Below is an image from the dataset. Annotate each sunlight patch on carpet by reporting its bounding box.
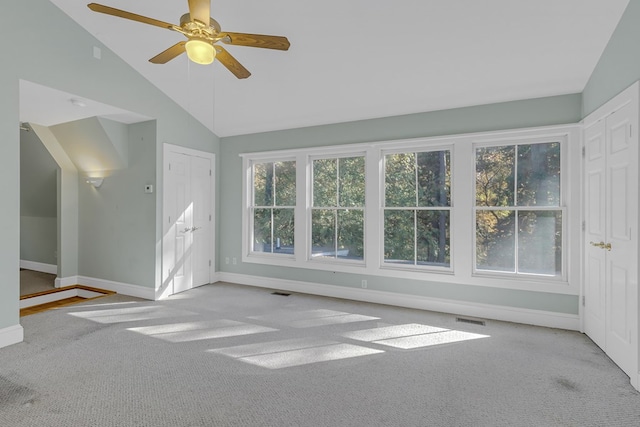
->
[209,337,384,369]
[127,320,277,343]
[68,306,196,324]
[343,323,490,349]
[249,309,379,328]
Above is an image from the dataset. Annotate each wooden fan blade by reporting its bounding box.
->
[220,32,290,51]
[88,3,175,30]
[215,46,251,79]
[149,42,187,64]
[188,0,210,25]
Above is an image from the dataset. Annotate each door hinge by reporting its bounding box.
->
[168,216,171,224]
[209,260,212,267]
[168,163,171,171]
[582,146,586,158]
[209,169,212,176]
[582,220,585,231]
[582,295,585,306]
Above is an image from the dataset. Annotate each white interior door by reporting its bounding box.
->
[163,145,213,296]
[190,155,212,288]
[583,101,638,383]
[584,120,607,349]
[604,103,637,378]
[165,151,192,294]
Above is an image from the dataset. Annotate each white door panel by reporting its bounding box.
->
[191,155,212,288]
[166,152,192,294]
[584,100,638,383]
[163,146,214,296]
[584,120,607,349]
[604,103,637,378]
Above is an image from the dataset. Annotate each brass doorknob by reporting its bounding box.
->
[590,241,612,251]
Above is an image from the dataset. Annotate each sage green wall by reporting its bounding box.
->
[0,0,219,333]
[78,121,156,287]
[20,128,58,265]
[219,95,582,315]
[582,0,640,116]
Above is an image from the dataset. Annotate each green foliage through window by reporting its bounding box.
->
[252,161,295,254]
[383,150,451,267]
[475,142,562,276]
[312,156,365,260]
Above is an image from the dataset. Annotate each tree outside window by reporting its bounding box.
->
[311,156,365,260]
[252,160,296,255]
[383,150,451,268]
[475,142,562,276]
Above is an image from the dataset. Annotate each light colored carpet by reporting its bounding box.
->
[1,282,639,426]
[20,269,56,296]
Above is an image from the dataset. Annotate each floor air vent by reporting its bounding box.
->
[456,317,486,326]
[271,291,291,297]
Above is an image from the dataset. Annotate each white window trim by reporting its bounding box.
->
[380,144,455,273]
[471,136,568,281]
[244,155,297,261]
[240,124,581,296]
[307,151,367,266]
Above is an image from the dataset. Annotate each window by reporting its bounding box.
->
[311,156,365,261]
[474,142,562,276]
[242,125,576,291]
[251,160,296,255]
[383,150,451,269]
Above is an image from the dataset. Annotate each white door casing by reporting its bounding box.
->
[162,144,214,297]
[583,82,639,390]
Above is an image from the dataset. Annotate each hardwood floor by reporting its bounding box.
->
[20,284,116,317]
[20,296,88,317]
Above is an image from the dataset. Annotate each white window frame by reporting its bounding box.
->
[239,124,580,296]
[380,144,454,274]
[244,154,297,261]
[308,151,367,267]
[471,135,568,282]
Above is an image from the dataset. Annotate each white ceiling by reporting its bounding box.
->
[20,80,151,127]
[42,0,629,137]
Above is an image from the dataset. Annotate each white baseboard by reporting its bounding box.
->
[0,324,24,349]
[55,276,79,288]
[20,260,57,275]
[77,276,155,300]
[218,272,580,331]
[155,273,223,300]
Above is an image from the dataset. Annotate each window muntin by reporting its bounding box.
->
[251,160,296,255]
[311,156,365,261]
[474,142,562,276]
[383,150,451,268]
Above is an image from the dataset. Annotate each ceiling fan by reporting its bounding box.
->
[87,1,290,79]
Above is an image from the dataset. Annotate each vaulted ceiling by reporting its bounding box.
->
[44,0,629,137]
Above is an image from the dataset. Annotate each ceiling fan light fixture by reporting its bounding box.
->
[185,38,215,65]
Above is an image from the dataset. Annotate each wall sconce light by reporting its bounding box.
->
[86,177,104,188]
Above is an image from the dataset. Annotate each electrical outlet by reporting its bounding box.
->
[361,280,367,289]
[232,257,237,265]
[225,257,229,265]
